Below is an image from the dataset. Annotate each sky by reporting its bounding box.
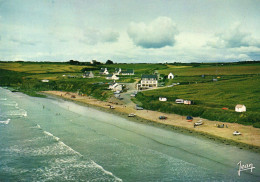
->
[0,0,260,63]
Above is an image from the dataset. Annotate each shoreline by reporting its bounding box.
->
[42,91,260,153]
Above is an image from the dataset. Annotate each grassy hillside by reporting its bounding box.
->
[159,64,260,76]
[0,62,91,73]
[135,75,260,127]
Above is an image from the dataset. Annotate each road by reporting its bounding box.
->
[120,81,138,108]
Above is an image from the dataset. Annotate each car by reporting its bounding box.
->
[194,121,203,126]
[128,113,136,117]
[159,116,167,120]
[233,131,241,136]
[135,105,143,110]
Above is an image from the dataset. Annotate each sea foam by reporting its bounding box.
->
[0,119,10,124]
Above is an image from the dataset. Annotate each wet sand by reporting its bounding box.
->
[42,91,260,152]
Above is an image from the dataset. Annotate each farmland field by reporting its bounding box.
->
[159,64,260,76]
[0,62,92,73]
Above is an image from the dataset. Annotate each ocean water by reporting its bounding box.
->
[0,87,259,181]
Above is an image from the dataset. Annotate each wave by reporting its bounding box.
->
[5,109,27,117]
[30,124,41,129]
[89,161,123,182]
[41,130,122,181]
[43,131,60,142]
[0,118,10,124]
[0,98,7,101]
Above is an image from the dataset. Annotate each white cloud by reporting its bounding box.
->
[208,22,260,48]
[81,29,119,45]
[127,17,178,48]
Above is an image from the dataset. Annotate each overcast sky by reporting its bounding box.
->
[0,0,260,63]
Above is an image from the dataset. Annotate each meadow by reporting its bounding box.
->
[134,64,260,128]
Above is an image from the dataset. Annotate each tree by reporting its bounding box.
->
[106,60,113,64]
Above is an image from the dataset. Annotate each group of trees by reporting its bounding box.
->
[68,60,114,65]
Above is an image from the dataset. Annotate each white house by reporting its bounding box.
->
[83,71,94,78]
[235,104,246,112]
[114,68,121,75]
[159,97,167,101]
[100,68,109,75]
[140,75,158,89]
[106,74,119,80]
[121,69,134,75]
[41,79,49,82]
[109,83,122,92]
[168,73,174,79]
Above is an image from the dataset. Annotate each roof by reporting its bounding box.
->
[141,74,157,79]
[121,69,134,73]
[236,104,245,108]
[100,68,107,72]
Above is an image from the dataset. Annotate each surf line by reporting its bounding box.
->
[237,161,255,176]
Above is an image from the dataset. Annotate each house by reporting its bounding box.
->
[235,104,246,112]
[168,73,174,79]
[121,69,134,75]
[140,74,158,89]
[159,97,167,101]
[175,99,184,104]
[83,71,94,78]
[114,68,121,75]
[109,83,122,92]
[41,79,49,82]
[106,74,119,80]
[184,100,193,105]
[100,68,109,75]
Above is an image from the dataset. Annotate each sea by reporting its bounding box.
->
[0,87,259,181]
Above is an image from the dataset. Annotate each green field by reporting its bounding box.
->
[0,61,260,127]
[135,73,260,127]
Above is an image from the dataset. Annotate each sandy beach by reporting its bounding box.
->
[42,91,260,150]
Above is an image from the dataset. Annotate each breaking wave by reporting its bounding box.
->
[0,118,10,124]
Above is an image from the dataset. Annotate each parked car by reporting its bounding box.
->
[128,113,136,117]
[194,121,203,126]
[135,105,143,110]
[159,116,167,120]
[233,131,241,136]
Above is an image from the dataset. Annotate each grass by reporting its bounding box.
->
[141,75,260,111]
[136,74,260,127]
[0,62,92,73]
[159,64,260,76]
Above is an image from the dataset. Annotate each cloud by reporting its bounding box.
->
[208,23,260,48]
[9,37,38,46]
[82,29,119,44]
[127,17,178,48]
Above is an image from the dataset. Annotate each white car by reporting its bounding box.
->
[194,121,203,126]
[233,131,241,136]
[128,113,136,117]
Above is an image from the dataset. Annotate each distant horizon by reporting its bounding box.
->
[1,60,260,64]
[1,0,260,62]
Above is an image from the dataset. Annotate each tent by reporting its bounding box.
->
[186,116,193,120]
